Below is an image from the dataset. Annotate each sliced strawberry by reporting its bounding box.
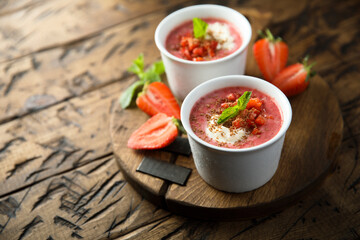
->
[271,56,316,97]
[136,82,181,119]
[253,29,288,82]
[127,113,178,150]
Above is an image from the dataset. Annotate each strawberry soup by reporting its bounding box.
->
[165,18,242,61]
[190,87,282,149]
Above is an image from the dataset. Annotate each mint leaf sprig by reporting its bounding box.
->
[193,17,208,39]
[217,91,252,124]
[119,54,165,109]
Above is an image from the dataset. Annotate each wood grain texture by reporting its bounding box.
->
[0,157,169,239]
[0,10,170,124]
[0,81,124,197]
[0,0,42,16]
[0,0,191,62]
[0,0,360,238]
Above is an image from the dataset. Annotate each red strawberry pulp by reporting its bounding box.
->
[165,18,242,61]
[189,87,283,149]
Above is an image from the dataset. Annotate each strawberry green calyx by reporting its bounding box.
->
[172,118,187,135]
[258,29,283,43]
[302,55,317,82]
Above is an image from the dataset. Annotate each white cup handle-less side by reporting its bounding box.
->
[160,49,248,100]
[188,134,285,192]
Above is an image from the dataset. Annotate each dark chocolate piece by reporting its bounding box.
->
[137,157,192,186]
[163,137,191,156]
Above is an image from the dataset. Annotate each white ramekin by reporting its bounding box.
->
[155,4,252,101]
[181,75,292,193]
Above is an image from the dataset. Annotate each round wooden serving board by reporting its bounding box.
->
[110,10,343,220]
[110,73,343,220]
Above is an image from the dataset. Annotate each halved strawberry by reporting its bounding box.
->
[127,113,178,150]
[253,29,288,82]
[271,56,316,97]
[136,82,181,119]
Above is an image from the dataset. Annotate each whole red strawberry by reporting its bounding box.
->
[253,29,289,82]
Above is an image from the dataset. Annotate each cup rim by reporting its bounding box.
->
[181,75,292,153]
[154,4,252,65]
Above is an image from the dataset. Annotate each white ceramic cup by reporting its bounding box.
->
[181,75,292,193]
[155,4,252,101]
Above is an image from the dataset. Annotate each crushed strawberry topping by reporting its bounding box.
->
[220,96,269,136]
[179,33,218,61]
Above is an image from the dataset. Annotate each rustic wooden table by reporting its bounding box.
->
[0,0,359,239]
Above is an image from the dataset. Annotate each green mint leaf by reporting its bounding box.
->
[217,105,240,124]
[149,60,165,75]
[119,81,144,109]
[217,91,252,124]
[142,71,161,83]
[143,60,165,83]
[127,53,144,76]
[193,18,208,38]
[237,91,252,110]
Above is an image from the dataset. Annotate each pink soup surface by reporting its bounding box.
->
[165,18,242,61]
[190,87,283,149]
